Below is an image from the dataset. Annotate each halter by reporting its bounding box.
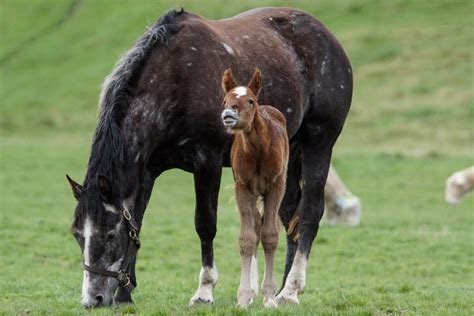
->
[83,208,141,291]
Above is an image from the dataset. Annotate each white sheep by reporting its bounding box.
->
[323,165,362,226]
[445,166,474,205]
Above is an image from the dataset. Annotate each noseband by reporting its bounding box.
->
[83,208,141,291]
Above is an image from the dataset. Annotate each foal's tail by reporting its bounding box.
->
[286,213,300,242]
[256,196,265,218]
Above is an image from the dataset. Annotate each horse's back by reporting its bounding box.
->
[179,8,352,135]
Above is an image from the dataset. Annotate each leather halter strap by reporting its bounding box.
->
[83,208,140,291]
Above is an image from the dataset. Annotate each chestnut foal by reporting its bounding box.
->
[221,69,289,308]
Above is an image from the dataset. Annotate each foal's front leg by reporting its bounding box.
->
[261,180,284,308]
[235,183,259,308]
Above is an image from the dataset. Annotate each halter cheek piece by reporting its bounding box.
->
[82,208,141,291]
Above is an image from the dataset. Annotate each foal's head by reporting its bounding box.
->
[221,68,262,133]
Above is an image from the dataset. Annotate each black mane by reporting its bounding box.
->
[84,9,184,191]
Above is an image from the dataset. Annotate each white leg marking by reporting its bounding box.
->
[276,250,307,305]
[81,217,94,306]
[250,255,258,295]
[190,264,218,305]
[237,256,255,308]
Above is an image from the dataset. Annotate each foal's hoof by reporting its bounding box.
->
[263,297,278,308]
[276,289,299,305]
[237,288,256,308]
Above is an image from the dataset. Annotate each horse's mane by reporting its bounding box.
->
[82,9,184,200]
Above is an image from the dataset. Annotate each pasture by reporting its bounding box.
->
[1,0,473,315]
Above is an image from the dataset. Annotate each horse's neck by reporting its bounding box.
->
[239,108,268,156]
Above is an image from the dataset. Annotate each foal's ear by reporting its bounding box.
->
[98,175,113,202]
[66,175,83,200]
[222,68,237,94]
[248,68,262,96]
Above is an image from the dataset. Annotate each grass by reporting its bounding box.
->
[0,0,473,315]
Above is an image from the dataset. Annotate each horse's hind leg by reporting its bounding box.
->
[277,121,336,305]
[278,144,302,288]
[260,179,285,308]
[189,156,222,305]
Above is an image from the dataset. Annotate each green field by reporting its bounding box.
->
[1,0,473,315]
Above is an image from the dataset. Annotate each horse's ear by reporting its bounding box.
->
[222,68,237,93]
[66,175,83,200]
[98,175,113,202]
[248,68,262,96]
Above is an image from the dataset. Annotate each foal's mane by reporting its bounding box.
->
[82,9,184,200]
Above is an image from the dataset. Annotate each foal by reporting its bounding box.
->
[221,69,289,308]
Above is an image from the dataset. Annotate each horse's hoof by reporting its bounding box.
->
[276,289,299,305]
[263,297,278,308]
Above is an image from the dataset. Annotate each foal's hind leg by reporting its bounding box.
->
[190,157,222,305]
[261,179,285,308]
[250,204,262,297]
[236,183,259,308]
[277,122,336,305]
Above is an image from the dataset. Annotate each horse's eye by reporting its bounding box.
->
[223,100,226,105]
[248,99,254,105]
[106,232,115,241]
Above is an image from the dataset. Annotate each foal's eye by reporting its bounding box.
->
[248,99,254,105]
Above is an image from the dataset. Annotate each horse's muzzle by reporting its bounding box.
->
[221,109,238,127]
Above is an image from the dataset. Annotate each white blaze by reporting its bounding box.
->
[233,87,247,98]
[81,217,93,303]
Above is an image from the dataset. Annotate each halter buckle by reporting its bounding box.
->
[117,271,131,287]
[122,209,132,221]
[129,230,138,240]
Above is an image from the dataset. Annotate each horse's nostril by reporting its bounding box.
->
[95,295,104,304]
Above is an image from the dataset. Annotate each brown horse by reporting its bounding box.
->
[221,68,289,308]
[67,8,352,307]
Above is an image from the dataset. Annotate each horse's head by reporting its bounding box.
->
[67,174,134,308]
[221,68,262,133]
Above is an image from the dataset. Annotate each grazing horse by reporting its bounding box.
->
[67,7,352,308]
[221,68,289,308]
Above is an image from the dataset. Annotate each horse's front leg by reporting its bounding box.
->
[189,156,222,305]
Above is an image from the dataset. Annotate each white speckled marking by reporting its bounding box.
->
[190,46,197,51]
[179,138,190,146]
[233,86,247,98]
[222,42,235,55]
[103,203,118,213]
[286,108,293,113]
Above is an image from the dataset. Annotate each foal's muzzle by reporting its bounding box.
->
[221,109,238,127]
